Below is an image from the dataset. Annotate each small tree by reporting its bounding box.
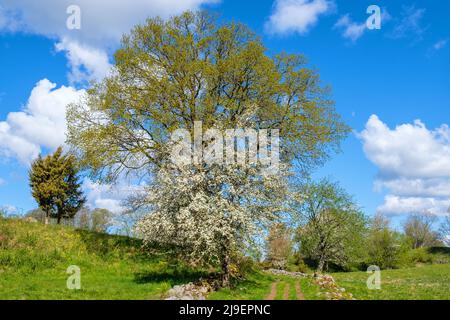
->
[404,214,440,249]
[91,208,113,232]
[293,180,367,273]
[29,147,86,224]
[439,216,450,247]
[266,223,292,269]
[366,214,402,269]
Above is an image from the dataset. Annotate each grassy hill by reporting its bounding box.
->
[0,218,206,300]
[1,218,449,300]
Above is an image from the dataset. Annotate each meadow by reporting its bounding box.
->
[1,218,449,300]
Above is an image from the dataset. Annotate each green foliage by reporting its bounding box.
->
[29,147,86,224]
[67,10,349,181]
[293,179,368,272]
[364,214,405,269]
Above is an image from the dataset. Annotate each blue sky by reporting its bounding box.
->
[0,0,449,227]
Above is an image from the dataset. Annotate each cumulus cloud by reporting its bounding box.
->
[378,196,450,217]
[334,14,366,42]
[0,0,218,47]
[265,0,334,35]
[359,115,450,216]
[1,0,217,84]
[55,38,112,84]
[0,79,85,164]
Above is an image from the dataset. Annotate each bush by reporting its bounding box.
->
[400,248,433,266]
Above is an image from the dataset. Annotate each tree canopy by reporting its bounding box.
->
[29,147,86,224]
[67,11,349,182]
[293,180,367,272]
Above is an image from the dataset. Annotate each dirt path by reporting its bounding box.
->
[283,283,290,300]
[266,280,305,300]
[295,281,305,300]
[265,281,278,300]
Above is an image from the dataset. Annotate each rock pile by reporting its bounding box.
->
[314,275,355,300]
[164,282,211,300]
[265,269,308,278]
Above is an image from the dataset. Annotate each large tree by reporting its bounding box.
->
[29,147,86,224]
[67,11,349,285]
[293,180,367,273]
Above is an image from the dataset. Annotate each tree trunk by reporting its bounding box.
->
[317,257,325,274]
[222,254,231,288]
[57,214,62,225]
[45,211,50,225]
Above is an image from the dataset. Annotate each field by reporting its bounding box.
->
[332,264,450,300]
[1,218,449,300]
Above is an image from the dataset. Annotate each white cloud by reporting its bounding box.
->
[334,14,366,42]
[360,115,450,179]
[265,0,334,35]
[0,79,85,164]
[55,38,112,84]
[334,9,390,43]
[0,0,218,47]
[378,196,450,217]
[359,115,450,216]
[1,1,217,84]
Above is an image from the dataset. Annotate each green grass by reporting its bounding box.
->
[332,264,450,300]
[2,217,449,300]
[0,218,206,300]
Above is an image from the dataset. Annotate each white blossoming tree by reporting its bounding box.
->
[137,162,289,285]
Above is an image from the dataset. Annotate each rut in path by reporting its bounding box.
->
[295,281,305,300]
[265,280,305,300]
[265,281,278,300]
[283,283,290,300]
